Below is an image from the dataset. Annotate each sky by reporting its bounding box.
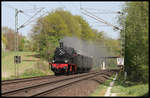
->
[2,1,125,39]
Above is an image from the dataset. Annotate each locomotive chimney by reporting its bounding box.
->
[60,42,63,48]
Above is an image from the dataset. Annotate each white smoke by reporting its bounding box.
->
[60,36,112,67]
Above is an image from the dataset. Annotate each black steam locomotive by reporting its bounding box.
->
[50,42,93,75]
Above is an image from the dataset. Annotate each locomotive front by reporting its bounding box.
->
[50,42,77,75]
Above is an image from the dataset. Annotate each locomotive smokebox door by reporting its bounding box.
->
[60,42,63,48]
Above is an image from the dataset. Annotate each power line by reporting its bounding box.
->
[3,4,46,79]
[3,4,17,10]
[80,7,123,14]
[59,1,66,10]
[80,5,124,58]
[91,25,113,27]
[23,11,49,26]
[81,8,121,30]
[86,12,123,14]
[18,8,44,29]
[22,13,32,17]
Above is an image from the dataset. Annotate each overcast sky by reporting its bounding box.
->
[2,1,125,39]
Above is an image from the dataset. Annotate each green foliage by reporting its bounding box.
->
[2,27,27,51]
[19,69,46,78]
[112,79,149,96]
[2,51,54,80]
[31,9,105,60]
[2,33,7,46]
[118,2,148,83]
[30,8,121,65]
[74,15,96,40]
[18,36,26,51]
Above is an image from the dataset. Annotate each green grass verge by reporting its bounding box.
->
[90,72,149,97]
[2,51,54,80]
[90,73,116,96]
[111,79,149,96]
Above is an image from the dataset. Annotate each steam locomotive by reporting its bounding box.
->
[50,42,93,75]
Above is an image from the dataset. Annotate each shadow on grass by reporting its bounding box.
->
[22,60,40,62]
[25,54,41,58]
[90,76,114,86]
[115,78,141,87]
[141,92,149,97]
[97,75,140,88]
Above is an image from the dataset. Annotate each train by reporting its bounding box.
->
[50,41,93,75]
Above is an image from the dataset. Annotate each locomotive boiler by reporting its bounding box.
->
[50,41,93,75]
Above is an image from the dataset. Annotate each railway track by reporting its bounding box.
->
[2,75,56,85]
[2,70,115,97]
[2,71,98,96]
[2,71,97,94]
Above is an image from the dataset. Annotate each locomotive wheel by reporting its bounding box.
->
[55,73,59,76]
[82,68,84,73]
[67,71,71,75]
[83,69,85,73]
[85,68,87,72]
[87,68,90,72]
[86,68,89,72]
[78,68,80,74]
[79,68,82,74]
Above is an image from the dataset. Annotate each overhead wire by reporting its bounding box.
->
[3,4,34,18]
[19,8,44,29]
[3,3,50,30]
[80,7,122,14]
[81,8,121,30]
[25,11,49,25]
[3,4,17,10]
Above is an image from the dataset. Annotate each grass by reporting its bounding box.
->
[90,72,149,97]
[111,79,149,96]
[2,51,54,80]
[90,74,116,96]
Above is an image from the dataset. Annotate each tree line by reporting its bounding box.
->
[2,27,30,51]
[118,1,148,83]
[2,8,120,68]
[30,8,120,60]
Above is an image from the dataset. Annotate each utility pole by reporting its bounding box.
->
[4,4,45,79]
[15,9,18,78]
[15,9,23,78]
[120,17,125,58]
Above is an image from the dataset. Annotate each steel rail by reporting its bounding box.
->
[2,75,55,85]
[2,71,99,96]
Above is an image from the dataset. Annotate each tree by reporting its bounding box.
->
[31,9,103,60]
[30,8,119,62]
[74,15,96,40]
[2,33,7,51]
[2,33,7,46]
[18,35,26,51]
[2,27,26,51]
[2,27,16,51]
[118,2,148,83]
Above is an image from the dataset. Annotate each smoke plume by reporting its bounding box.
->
[60,36,112,67]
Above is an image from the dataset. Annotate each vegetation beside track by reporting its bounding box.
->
[111,75,149,96]
[2,51,54,80]
[118,1,148,83]
[90,73,115,96]
[90,71,148,97]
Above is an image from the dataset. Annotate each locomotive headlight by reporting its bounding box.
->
[64,60,68,63]
[52,60,55,63]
